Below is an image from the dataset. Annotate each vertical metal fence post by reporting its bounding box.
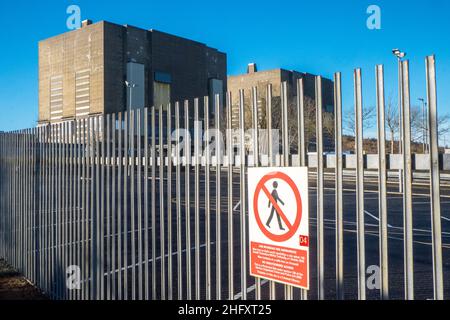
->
[184,100,192,300]
[137,109,144,300]
[226,92,234,300]
[76,120,81,301]
[426,55,444,300]
[63,123,69,300]
[334,72,344,300]
[151,106,157,300]
[123,111,129,300]
[37,127,43,292]
[281,82,293,300]
[51,124,56,298]
[159,105,166,300]
[238,89,247,300]
[69,122,74,300]
[63,122,68,299]
[204,96,211,300]
[57,122,63,299]
[33,127,38,286]
[111,113,117,300]
[117,113,123,300]
[175,102,183,300]
[252,87,261,300]
[194,98,201,300]
[106,114,111,300]
[376,65,389,300]
[316,76,325,300]
[354,69,366,300]
[401,60,414,300]
[100,116,106,301]
[167,104,173,300]
[130,110,136,300]
[144,107,150,301]
[215,94,222,300]
[45,127,50,297]
[23,129,28,282]
[87,118,93,300]
[266,84,276,300]
[83,119,88,300]
[34,127,39,286]
[93,117,100,300]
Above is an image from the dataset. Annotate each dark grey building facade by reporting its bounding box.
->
[39,20,227,124]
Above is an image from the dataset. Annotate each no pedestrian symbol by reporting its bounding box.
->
[253,171,302,243]
[248,167,310,290]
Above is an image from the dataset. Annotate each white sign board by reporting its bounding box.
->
[248,167,309,289]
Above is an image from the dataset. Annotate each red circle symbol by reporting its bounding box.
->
[253,171,303,242]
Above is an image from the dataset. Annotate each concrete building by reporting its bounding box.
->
[228,63,334,127]
[227,63,335,151]
[38,20,227,125]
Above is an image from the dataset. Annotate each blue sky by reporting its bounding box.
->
[0,0,449,142]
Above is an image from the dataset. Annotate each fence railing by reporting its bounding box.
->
[0,55,445,300]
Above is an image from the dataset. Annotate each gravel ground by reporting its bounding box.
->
[0,259,48,300]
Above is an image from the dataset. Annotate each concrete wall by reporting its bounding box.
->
[303,153,449,170]
[39,22,105,122]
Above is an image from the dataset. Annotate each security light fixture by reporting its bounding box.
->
[392,48,406,59]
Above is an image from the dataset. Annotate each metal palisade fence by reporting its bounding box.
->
[0,55,445,300]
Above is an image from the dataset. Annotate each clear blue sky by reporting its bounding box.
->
[0,0,449,142]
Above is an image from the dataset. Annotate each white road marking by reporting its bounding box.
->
[309,186,450,198]
[310,218,450,236]
[103,242,215,276]
[320,224,450,249]
[364,210,394,228]
[234,279,269,300]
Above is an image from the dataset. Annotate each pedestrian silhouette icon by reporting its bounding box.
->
[249,168,309,290]
[266,181,286,230]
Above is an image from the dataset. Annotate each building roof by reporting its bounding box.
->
[39,20,225,54]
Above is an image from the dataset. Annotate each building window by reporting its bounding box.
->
[50,75,63,121]
[153,71,171,110]
[153,81,171,110]
[75,69,90,117]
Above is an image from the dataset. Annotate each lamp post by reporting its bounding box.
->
[392,48,406,192]
[125,80,138,110]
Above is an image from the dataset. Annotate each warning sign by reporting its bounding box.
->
[248,167,309,289]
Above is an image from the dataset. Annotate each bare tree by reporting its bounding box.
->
[270,95,334,153]
[343,105,376,136]
[232,89,335,154]
[410,106,425,143]
[372,96,450,153]
[271,96,300,151]
[385,96,399,153]
[409,105,450,146]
